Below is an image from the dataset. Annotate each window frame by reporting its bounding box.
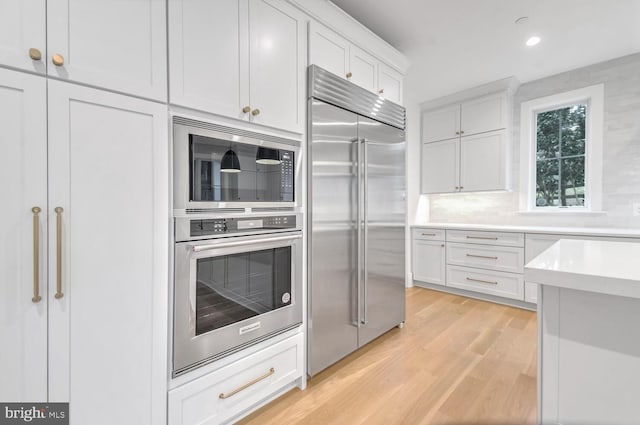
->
[519,84,604,213]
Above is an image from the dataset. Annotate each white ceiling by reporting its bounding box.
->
[331,0,640,103]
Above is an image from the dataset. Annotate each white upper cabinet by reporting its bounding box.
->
[248,0,305,132]
[47,0,167,101]
[422,93,508,143]
[308,21,349,78]
[461,93,508,136]
[459,130,507,192]
[168,0,305,133]
[47,81,168,424]
[421,139,459,194]
[309,21,404,104]
[422,105,461,143]
[377,63,403,104]
[421,90,512,194]
[0,0,46,74]
[0,68,48,402]
[349,45,377,92]
[168,0,246,119]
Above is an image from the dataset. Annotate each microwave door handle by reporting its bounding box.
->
[191,234,302,253]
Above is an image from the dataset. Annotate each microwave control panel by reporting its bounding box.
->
[280,152,294,201]
[190,215,297,237]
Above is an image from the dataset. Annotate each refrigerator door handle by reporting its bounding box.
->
[361,138,369,325]
[353,138,362,328]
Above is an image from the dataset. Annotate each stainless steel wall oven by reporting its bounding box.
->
[172,213,303,376]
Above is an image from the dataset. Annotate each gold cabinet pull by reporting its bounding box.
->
[346,72,353,79]
[455,131,460,135]
[219,367,275,399]
[242,106,251,113]
[460,130,465,135]
[466,236,498,241]
[52,54,64,67]
[466,277,498,285]
[251,108,260,116]
[55,207,64,299]
[378,88,384,94]
[31,207,42,303]
[29,48,42,61]
[466,253,498,260]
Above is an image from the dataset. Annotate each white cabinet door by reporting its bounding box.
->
[377,62,403,104]
[168,0,248,119]
[348,45,377,92]
[459,129,507,192]
[248,0,304,133]
[308,21,349,79]
[47,0,167,101]
[0,68,48,402]
[412,240,446,286]
[0,0,46,74]
[47,81,168,425]
[461,93,507,136]
[421,139,459,194]
[422,105,461,143]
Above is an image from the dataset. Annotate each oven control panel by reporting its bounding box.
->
[190,215,297,237]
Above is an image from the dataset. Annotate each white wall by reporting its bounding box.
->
[416,52,640,229]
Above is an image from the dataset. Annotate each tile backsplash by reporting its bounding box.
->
[425,52,640,229]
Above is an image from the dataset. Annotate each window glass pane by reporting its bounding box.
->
[536,159,559,207]
[536,110,560,160]
[535,103,587,208]
[560,104,586,156]
[560,157,585,207]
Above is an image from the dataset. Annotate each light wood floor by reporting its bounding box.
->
[238,287,537,425]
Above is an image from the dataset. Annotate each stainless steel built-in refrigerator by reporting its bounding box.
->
[308,65,406,376]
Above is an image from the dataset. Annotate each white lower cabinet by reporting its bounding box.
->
[169,333,304,425]
[447,266,524,301]
[447,243,524,274]
[0,68,48,402]
[0,67,168,424]
[413,240,446,286]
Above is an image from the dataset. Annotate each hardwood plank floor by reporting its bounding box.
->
[237,287,537,425]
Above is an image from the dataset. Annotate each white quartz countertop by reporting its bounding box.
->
[411,222,640,238]
[524,239,640,299]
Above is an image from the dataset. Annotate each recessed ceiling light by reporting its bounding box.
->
[526,36,541,47]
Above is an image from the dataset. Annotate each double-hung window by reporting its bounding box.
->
[519,84,604,213]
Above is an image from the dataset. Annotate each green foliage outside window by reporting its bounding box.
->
[535,104,587,207]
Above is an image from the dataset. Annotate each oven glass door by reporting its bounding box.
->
[173,232,302,375]
[195,246,292,335]
[190,134,295,203]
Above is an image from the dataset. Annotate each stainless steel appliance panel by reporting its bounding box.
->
[357,116,406,346]
[308,100,360,376]
[173,231,303,376]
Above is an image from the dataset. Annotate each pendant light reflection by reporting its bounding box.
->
[220,148,241,173]
[256,147,281,165]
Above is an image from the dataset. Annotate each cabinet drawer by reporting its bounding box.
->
[447,243,524,273]
[447,266,524,300]
[447,229,524,247]
[168,333,303,425]
[412,228,445,241]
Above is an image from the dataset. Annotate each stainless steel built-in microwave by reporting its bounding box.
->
[173,118,301,212]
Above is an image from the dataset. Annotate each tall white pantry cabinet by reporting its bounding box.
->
[0,0,169,424]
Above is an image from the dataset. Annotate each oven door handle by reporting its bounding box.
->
[191,234,302,253]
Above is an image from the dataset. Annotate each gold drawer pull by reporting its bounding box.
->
[219,367,275,399]
[52,53,64,67]
[466,254,498,260]
[466,277,498,285]
[32,207,42,303]
[55,207,64,299]
[242,106,251,113]
[466,236,498,240]
[421,233,436,236]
